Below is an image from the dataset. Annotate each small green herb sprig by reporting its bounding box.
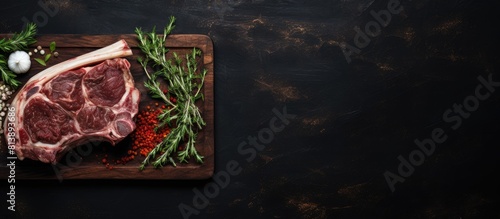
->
[0,54,20,88]
[0,23,37,53]
[136,16,207,169]
[33,41,56,66]
[0,23,37,88]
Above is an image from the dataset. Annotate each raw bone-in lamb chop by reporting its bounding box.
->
[4,40,140,164]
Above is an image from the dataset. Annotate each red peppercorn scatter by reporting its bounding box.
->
[100,102,171,169]
[100,154,114,170]
[118,103,170,166]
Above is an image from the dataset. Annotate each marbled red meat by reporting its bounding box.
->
[5,40,140,164]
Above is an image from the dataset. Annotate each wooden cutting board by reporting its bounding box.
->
[0,34,214,180]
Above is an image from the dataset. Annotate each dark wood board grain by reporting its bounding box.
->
[0,34,214,180]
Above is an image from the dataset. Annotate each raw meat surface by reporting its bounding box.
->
[5,40,139,164]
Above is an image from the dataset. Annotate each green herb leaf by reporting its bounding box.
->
[0,55,21,88]
[136,16,207,170]
[34,58,46,66]
[44,54,51,62]
[0,23,37,87]
[0,23,37,53]
[49,41,56,53]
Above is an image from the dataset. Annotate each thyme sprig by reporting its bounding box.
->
[0,23,37,88]
[136,16,207,169]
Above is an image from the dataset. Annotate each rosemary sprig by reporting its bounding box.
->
[0,23,37,53]
[0,23,37,88]
[136,16,207,169]
[0,54,21,88]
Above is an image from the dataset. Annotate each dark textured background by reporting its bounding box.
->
[1,0,500,218]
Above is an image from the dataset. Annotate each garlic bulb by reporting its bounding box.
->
[8,51,31,74]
